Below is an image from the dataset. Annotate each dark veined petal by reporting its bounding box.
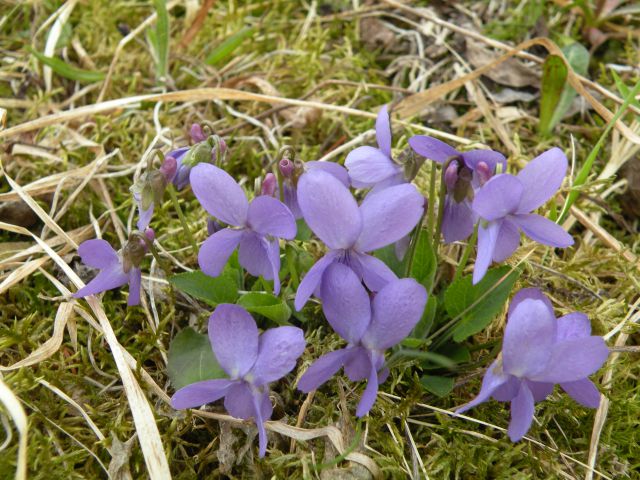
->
[297,348,354,392]
[516,147,567,214]
[532,337,609,384]
[208,304,259,378]
[294,251,338,311]
[375,104,392,157]
[408,135,458,163]
[512,214,574,247]
[355,183,424,252]
[77,239,119,269]
[191,163,249,226]
[251,326,306,386]
[456,360,512,414]
[472,174,523,221]
[345,146,399,186]
[198,228,243,278]
[508,381,535,442]
[319,263,371,344]
[560,378,601,408]
[127,268,142,306]
[472,220,501,285]
[361,278,427,350]
[171,379,235,409]
[442,197,475,244]
[247,195,296,239]
[503,298,557,378]
[297,170,362,249]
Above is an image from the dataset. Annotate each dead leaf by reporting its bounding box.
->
[491,88,538,103]
[359,17,396,51]
[621,156,640,218]
[465,39,539,88]
[108,432,136,480]
[217,421,238,475]
[0,200,39,228]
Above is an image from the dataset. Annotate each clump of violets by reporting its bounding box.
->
[456,288,609,441]
[471,147,573,283]
[191,163,296,294]
[409,135,506,244]
[295,169,424,310]
[298,263,427,416]
[73,230,153,306]
[171,304,305,457]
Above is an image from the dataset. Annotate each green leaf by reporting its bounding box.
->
[411,295,437,339]
[167,327,226,390]
[611,69,640,109]
[445,266,520,342]
[29,48,105,83]
[373,244,407,278]
[152,0,169,81]
[237,292,291,324]
[539,54,568,135]
[295,218,312,241]
[408,228,437,291]
[169,271,239,306]
[549,43,590,129]
[396,349,455,368]
[420,375,454,397]
[206,26,256,66]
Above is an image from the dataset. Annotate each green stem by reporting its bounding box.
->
[453,225,478,282]
[167,185,198,255]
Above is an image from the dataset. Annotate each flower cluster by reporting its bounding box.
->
[69,109,609,457]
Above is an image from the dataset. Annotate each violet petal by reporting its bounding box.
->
[294,251,338,311]
[457,360,511,414]
[492,218,520,262]
[556,312,591,340]
[409,135,458,163]
[356,252,398,292]
[345,146,399,187]
[191,163,249,226]
[247,195,296,239]
[532,337,609,384]
[208,304,259,378]
[198,228,243,278]
[297,348,353,392]
[472,174,523,221]
[508,382,535,442]
[74,264,128,298]
[442,197,475,244]
[512,213,574,247]
[375,105,392,157]
[127,267,142,306]
[77,239,119,269]
[238,232,273,280]
[355,352,378,417]
[251,326,306,386]
[561,378,601,408]
[473,221,501,285]
[171,379,235,409]
[516,147,567,214]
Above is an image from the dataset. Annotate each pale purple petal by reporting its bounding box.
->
[208,304,259,378]
[503,298,557,378]
[238,232,273,280]
[508,382,535,441]
[533,337,609,383]
[355,183,424,252]
[512,214,574,247]
[557,312,591,340]
[247,195,296,239]
[508,287,554,318]
[74,264,128,298]
[368,173,405,194]
[457,360,511,413]
[297,348,353,392]
[492,218,520,262]
[361,278,427,350]
[462,149,507,172]
[356,253,398,292]
[492,376,521,402]
[355,352,379,417]
[319,263,371,344]
[525,380,554,402]
[442,197,475,244]
[409,135,458,163]
[77,239,119,269]
[283,181,302,219]
[251,326,306,386]
[198,228,243,278]
[297,170,362,249]
[516,147,567,213]
[251,389,272,458]
[375,105,392,157]
[345,146,400,186]
[127,268,142,306]
[265,238,281,295]
[136,198,154,232]
[306,161,350,187]
[343,347,371,382]
[191,163,249,226]
[472,174,523,221]
[561,378,601,408]
[473,221,501,285]
[171,379,235,409]
[224,382,255,419]
[294,251,338,311]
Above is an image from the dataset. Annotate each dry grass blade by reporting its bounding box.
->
[0,302,74,372]
[0,374,28,480]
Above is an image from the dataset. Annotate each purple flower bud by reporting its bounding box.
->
[261,173,277,197]
[476,161,492,185]
[144,227,156,243]
[444,160,459,190]
[160,156,177,181]
[190,123,206,143]
[279,158,294,178]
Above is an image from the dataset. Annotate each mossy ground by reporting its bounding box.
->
[0,1,638,478]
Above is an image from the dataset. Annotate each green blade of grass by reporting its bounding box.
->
[206,26,256,66]
[558,76,640,222]
[539,54,568,136]
[152,0,169,82]
[29,48,105,83]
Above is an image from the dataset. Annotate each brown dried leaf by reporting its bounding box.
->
[465,39,539,88]
[359,17,396,51]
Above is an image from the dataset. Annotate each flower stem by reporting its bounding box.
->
[167,185,198,255]
[453,224,478,282]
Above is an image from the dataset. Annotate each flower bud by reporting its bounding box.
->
[159,156,177,182]
[190,123,206,143]
[476,161,492,185]
[144,227,156,243]
[444,160,459,191]
[279,158,294,178]
[261,173,277,197]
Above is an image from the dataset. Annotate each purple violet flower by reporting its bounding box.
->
[471,147,574,284]
[409,135,507,244]
[345,105,404,190]
[191,163,296,295]
[298,263,427,416]
[73,234,150,306]
[456,288,609,441]
[171,304,306,457]
[294,169,424,310]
